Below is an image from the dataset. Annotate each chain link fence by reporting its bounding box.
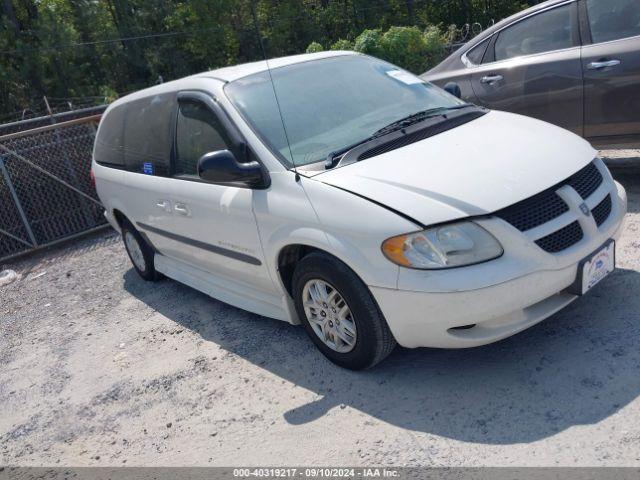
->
[0,109,107,262]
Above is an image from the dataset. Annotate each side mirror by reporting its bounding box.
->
[444,82,462,99]
[197,150,268,188]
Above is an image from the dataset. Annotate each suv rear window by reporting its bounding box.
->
[94,104,125,167]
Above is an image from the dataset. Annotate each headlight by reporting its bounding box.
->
[382,221,503,269]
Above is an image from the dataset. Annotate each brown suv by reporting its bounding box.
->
[421,0,640,148]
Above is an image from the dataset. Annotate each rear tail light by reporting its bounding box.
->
[90,168,96,189]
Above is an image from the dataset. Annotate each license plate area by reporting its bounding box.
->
[570,240,616,296]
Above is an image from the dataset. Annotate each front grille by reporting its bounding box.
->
[495,161,603,232]
[592,194,612,227]
[495,190,568,231]
[535,221,584,253]
[567,162,603,199]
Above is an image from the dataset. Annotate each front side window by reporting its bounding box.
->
[225,55,463,167]
[586,0,640,43]
[495,4,574,61]
[175,100,231,177]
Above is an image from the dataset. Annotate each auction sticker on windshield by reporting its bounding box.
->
[386,69,424,85]
[578,240,615,295]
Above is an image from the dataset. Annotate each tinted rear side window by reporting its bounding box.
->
[495,5,574,61]
[94,93,175,174]
[587,0,640,43]
[123,93,175,176]
[94,104,126,166]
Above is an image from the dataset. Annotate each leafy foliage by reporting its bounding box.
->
[306,41,324,53]
[422,25,447,71]
[318,24,446,73]
[330,39,354,51]
[381,26,433,73]
[353,29,385,58]
[0,0,536,118]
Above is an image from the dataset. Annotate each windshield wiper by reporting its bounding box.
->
[325,138,375,169]
[324,104,474,169]
[372,104,474,138]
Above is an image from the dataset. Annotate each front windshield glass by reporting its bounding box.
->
[225,55,463,168]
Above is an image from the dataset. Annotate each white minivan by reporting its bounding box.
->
[93,51,627,370]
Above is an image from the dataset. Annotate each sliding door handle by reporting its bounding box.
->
[156,200,171,212]
[174,203,191,216]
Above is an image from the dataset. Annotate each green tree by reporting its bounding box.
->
[306,41,324,53]
[353,29,384,58]
[380,25,429,72]
[423,25,446,71]
[330,39,353,51]
[0,0,538,117]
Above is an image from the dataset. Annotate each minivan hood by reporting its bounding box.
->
[314,111,597,226]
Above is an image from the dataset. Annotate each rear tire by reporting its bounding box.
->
[292,252,396,370]
[121,219,161,281]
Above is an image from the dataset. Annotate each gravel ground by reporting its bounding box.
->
[1,163,639,467]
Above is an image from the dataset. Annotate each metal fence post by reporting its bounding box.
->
[0,154,38,247]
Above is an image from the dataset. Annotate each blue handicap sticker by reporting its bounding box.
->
[143,162,154,175]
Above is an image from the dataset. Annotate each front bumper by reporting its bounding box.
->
[372,179,627,349]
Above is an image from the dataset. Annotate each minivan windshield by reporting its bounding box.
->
[225,55,464,168]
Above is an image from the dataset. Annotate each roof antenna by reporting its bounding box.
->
[250,1,297,180]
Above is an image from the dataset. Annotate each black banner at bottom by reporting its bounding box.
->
[1,467,640,480]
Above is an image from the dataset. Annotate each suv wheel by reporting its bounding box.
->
[292,252,396,370]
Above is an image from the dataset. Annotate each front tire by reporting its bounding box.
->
[121,219,160,281]
[292,252,396,370]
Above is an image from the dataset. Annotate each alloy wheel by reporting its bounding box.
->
[302,279,357,353]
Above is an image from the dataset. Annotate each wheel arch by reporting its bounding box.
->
[269,220,400,301]
[112,208,127,229]
[105,197,133,233]
[275,239,384,299]
[277,244,322,297]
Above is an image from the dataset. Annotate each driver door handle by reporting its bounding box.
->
[587,59,621,70]
[480,74,503,85]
